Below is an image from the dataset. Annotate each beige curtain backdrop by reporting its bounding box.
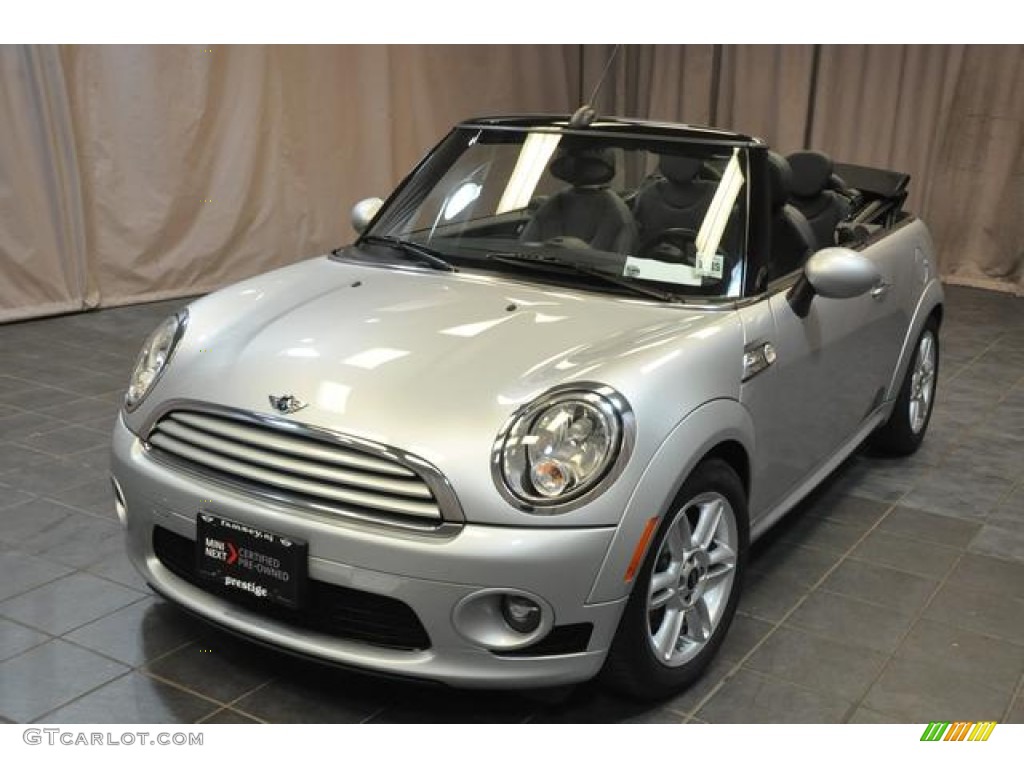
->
[585,43,1024,295]
[0,46,91,320]
[1,44,1021,322]
[0,44,578,322]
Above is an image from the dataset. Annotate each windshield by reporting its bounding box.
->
[363,127,749,300]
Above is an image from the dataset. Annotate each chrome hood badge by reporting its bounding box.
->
[268,394,308,415]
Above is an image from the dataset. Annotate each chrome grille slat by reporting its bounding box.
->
[147,409,444,525]
[149,433,440,519]
[156,419,432,500]
[171,411,414,477]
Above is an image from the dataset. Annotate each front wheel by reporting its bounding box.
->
[869,317,940,456]
[601,459,748,700]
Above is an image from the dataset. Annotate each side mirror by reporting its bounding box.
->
[350,197,383,234]
[788,247,880,318]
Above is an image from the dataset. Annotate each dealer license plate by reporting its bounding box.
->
[196,513,307,609]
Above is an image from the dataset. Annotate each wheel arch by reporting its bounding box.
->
[886,279,944,400]
[586,398,754,604]
[701,439,750,500]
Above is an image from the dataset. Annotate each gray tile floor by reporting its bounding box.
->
[0,286,1022,723]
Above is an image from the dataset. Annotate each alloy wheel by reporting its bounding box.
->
[909,330,936,434]
[645,492,738,668]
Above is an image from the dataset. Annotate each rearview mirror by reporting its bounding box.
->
[788,247,880,318]
[350,197,383,234]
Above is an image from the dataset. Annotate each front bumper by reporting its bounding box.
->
[112,415,625,688]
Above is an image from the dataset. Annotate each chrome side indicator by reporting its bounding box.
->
[742,342,776,382]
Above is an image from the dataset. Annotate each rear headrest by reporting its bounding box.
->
[766,151,793,210]
[659,155,702,185]
[550,148,616,187]
[787,150,834,198]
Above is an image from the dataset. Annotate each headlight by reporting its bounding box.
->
[493,387,633,512]
[124,311,187,411]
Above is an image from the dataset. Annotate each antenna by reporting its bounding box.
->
[588,44,621,106]
[569,44,622,128]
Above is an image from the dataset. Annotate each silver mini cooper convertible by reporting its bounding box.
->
[112,114,943,699]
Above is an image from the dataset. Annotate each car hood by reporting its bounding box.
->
[129,256,743,525]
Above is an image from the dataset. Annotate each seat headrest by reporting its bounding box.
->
[787,150,834,198]
[550,148,616,187]
[766,151,793,210]
[659,155,703,185]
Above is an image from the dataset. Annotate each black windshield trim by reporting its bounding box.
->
[485,252,682,304]
[354,235,458,272]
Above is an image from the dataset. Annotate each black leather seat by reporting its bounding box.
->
[632,155,716,249]
[767,152,817,281]
[786,150,851,251]
[520,148,637,254]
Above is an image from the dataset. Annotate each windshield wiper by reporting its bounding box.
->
[356,235,457,272]
[486,251,680,303]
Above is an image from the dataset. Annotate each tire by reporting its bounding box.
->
[601,459,749,701]
[869,317,940,456]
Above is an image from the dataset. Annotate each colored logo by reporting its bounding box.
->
[268,394,307,415]
[920,721,997,742]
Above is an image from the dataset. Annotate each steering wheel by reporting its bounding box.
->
[638,228,699,264]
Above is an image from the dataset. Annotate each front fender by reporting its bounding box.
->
[586,398,754,604]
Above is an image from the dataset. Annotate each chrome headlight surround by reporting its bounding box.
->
[491,384,635,514]
[123,310,188,412]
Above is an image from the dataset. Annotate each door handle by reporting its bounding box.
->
[871,281,892,299]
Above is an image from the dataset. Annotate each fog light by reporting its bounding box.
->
[453,589,552,650]
[501,595,542,634]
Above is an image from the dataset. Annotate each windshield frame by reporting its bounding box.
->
[352,123,757,302]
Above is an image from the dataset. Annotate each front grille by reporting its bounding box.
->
[146,408,446,529]
[153,526,431,651]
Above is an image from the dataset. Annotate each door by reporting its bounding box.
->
[739,242,908,516]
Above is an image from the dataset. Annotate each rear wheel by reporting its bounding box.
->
[870,317,939,456]
[601,459,748,700]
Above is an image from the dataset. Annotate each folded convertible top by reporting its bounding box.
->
[834,162,910,200]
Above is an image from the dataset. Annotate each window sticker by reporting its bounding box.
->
[622,257,703,286]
